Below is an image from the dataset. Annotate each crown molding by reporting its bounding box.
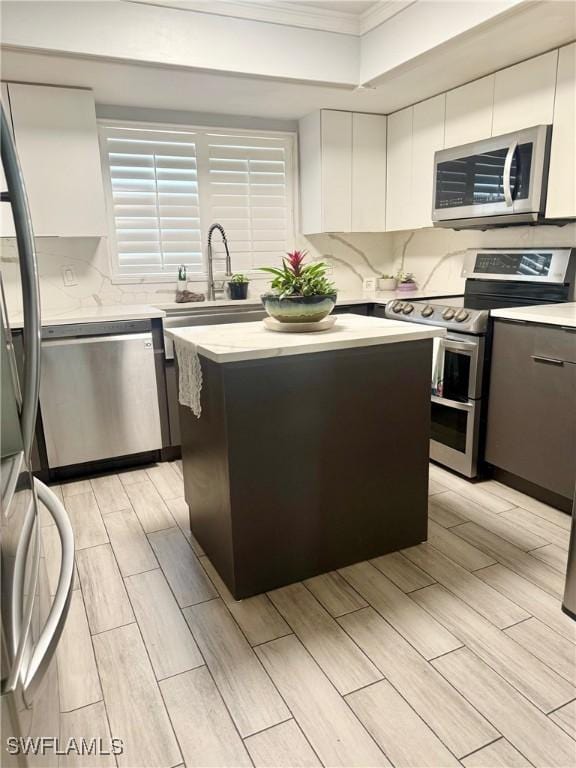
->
[127,0,366,35]
[360,0,416,34]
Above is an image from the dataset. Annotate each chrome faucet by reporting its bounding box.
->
[206,223,232,300]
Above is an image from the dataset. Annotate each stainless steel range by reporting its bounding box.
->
[385,247,575,478]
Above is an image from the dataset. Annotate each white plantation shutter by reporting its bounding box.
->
[100,122,296,278]
[202,132,294,271]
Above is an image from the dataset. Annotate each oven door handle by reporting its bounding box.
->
[443,339,478,354]
[431,394,475,412]
[503,140,518,207]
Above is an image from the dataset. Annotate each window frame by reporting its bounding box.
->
[98,118,299,284]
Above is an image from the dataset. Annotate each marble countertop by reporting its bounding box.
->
[155,289,462,313]
[491,303,576,328]
[9,304,166,329]
[167,314,446,363]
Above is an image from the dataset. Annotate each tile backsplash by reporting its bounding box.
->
[1,223,575,318]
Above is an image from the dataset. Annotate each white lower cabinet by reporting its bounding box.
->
[546,42,576,220]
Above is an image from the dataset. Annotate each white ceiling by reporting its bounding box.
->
[296,1,379,14]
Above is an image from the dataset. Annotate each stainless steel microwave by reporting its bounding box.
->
[432,124,553,229]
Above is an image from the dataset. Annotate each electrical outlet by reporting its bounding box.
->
[363,277,377,292]
[62,266,78,287]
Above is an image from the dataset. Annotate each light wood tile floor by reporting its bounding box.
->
[52,461,576,767]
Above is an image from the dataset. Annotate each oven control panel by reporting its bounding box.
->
[385,300,489,335]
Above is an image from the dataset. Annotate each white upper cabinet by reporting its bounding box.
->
[411,94,446,229]
[546,43,576,220]
[351,113,387,232]
[0,83,15,238]
[444,75,495,147]
[492,50,558,135]
[385,106,413,232]
[299,109,386,234]
[7,83,106,237]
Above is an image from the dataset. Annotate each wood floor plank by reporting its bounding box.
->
[164,497,206,555]
[433,647,576,768]
[62,479,92,497]
[550,700,576,740]
[64,492,109,550]
[41,523,79,595]
[256,634,390,767]
[184,599,290,737]
[148,527,217,607]
[124,480,175,533]
[76,544,134,634]
[303,571,368,616]
[93,623,182,768]
[338,607,498,758]
[431,492,547,550]
[504,617,576,683]
[412,584,575,713]
[403,543,529,629]
[146,462,184,502]
[125,568,204,680]
[529,543,568,573]
[428,476,449,496]
[461,739,532,768]
[56,590,102,712]
[267,582,382,695]
[476,564,576,644]
[339,561,462,660]
[160,667,252,768]
[60,702,115,767]
[501,507,570,550]
[118,468,150,486]
[452,522,565,598]
[103,507,158,577]
[482,480,572,530]
[90,474,130,514]
[370,551,436,593]
[346,679,461,767]
[428,495,467,528]
[429,466,515,513]
[244,719,322,768]
[427,519,496,571]
[200,555,290,646]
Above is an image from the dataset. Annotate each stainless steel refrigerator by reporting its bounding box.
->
[1,105,74,765]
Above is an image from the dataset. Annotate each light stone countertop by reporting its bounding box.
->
[9,304,166,329]
[167,313,446,364]
[491,302,576,328]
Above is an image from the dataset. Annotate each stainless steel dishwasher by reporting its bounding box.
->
[40,319,162,468]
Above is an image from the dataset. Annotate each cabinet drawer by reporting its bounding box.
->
[532,324,576,364]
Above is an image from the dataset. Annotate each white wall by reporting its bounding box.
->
[0,1,359,86]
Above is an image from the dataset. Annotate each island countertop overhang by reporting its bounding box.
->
[167,314,445,364]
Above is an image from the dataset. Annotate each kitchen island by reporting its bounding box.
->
[170,314,444,598]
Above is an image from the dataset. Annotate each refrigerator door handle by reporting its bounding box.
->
[22,480,74,700]
[1,105,41,462]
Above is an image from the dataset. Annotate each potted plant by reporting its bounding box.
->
[378,274,397,291]
[396,271,418,292]
[228,273,250,300]
[259,250,337,323]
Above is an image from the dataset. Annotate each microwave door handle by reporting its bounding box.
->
[1,105,41,462]
[503,140,518,207]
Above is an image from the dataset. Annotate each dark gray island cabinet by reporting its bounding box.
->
[170,315,445,599]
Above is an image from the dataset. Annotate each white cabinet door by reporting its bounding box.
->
[411,94,445,229]
[351,113,387,232]
[0,83,15,238]
[492,50,558,135]
[8,84,106,237]
[321,110,352,232]
[444,75,495,147]
[386,107,413,232]
[546,43,576,219]
[299,111,322,235]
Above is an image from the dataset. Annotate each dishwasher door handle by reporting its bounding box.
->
[42,332,154,347]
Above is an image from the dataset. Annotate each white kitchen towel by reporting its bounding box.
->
[431,337,444,397]
[173,336,203,417]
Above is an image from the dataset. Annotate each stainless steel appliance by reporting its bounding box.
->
[1,105,74,765]
[385,247,575,477]
[40,321,162,468]
[432,125,556,229]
